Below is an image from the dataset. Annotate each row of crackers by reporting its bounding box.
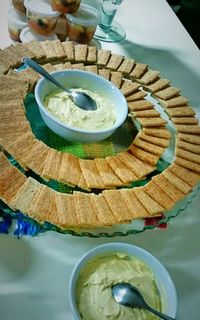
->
[0,151,199,229]
[0,68,170,190]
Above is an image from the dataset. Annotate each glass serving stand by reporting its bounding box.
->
[1,89,199,238]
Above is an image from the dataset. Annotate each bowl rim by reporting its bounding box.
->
[34,69,128,135]
[69,242,178,319]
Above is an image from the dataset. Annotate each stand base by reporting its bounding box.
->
[94,21,126,43]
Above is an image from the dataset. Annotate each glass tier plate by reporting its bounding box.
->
[1,89,199,238]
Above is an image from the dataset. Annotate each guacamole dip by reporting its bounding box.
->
[76,253,161,320]
[43,89,116,130]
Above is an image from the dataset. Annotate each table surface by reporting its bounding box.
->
[0,1,200,319]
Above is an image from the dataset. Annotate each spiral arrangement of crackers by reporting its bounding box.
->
[0,40,200,230]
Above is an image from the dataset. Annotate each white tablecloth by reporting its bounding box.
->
[0,1,200,319]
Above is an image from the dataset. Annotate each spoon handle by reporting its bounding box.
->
[23,57,70,94]
[145,304,176,320]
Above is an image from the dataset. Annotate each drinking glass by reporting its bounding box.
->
[94,0,126,42]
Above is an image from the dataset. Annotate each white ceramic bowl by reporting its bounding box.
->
[69,243,177,319]
[35,69,128,143]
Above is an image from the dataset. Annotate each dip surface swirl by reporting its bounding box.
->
[43,89,116,130]
[76,253,161,320]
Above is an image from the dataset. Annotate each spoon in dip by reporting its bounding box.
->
[112,283,176,320]
[23,57,97,111]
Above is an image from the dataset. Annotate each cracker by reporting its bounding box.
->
[119,188,149,218]
[42,63,56,73]
[0,158,26,207]
[1,45,22,68]
[0,122,30,136]
[133,187,164,215]
[139,70,160,85]
[0,58,10,74]
[7,70,36,92]
[74,44,88,62]
[42,149,63,180]
[102,189,132,222]
[177,140,200,154]
[24,40,45,60]
[158,95,188,108]
[117,58,135,75]
[29,184,58,224]
[175,125,200,135]
[110,71,123,88]
[72,63,85,70]
[23,140,49,174]
[84,65,98,74]
[91,194,117,225]
[74,191,101,227]
[145,79,170,93]
[0,112,26,122]
[162,168,192,194]
[118,150,155,178]
[0,85,29,101]
[87,45,97,63]
[176,147,200,164]
[120,80,141,96]
[128,100,153,111]
[0,50,12,72]
[10,177,40,212]
[17,67,40,83]
[133,136,164,155]
[126,91,147,102]
[64,61,72,69]
[0,102,26,118]
[175,157,200,173]
[0,152,10,173]
[40,40,66,60]
[55,193,78,227]
[129,63,148,79]
[53,63,67,71]
[58,153,87,189]
[61,41,75,61]
[152,174,185,202]
[13,42,36,59]
[98,68,111,80]
[132,109,160,118]
[0,75,29,90]
[129,144,158,166]
[106,155,138,183]
[97,49,111,66]
[106,54,124,70]
[166,106,195,117]
[139,132,170,147]
[169,163,200,187]
[1,132,35,168]
[135,117,167,127]
[0,121,31,142]
[154,86,181,100]
[172,117,199,125]
[94,158,123,187]
[178,133,200,145]
[79,159,105,189]
[144,180,175,210]
[143,127,171,139]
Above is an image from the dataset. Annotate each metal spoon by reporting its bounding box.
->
[112,283,176,320]
[23,57,97,111]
